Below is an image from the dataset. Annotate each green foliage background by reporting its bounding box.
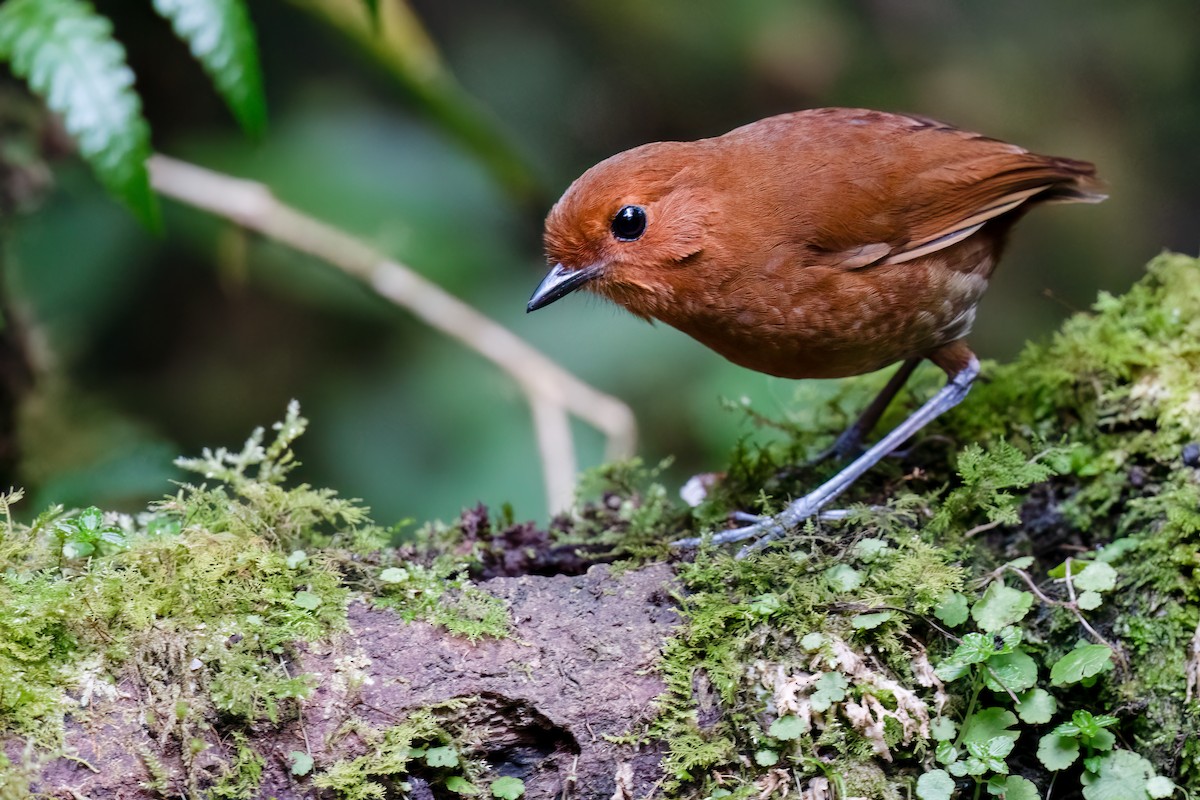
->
[2,0,1199,529]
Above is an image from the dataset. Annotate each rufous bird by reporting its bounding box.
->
[527,108,1104,553]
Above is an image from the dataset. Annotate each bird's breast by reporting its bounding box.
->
[643,258,990,379]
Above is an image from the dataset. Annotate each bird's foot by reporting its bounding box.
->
[671,502,854,557]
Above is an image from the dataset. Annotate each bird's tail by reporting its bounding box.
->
[1041,156,1108,204]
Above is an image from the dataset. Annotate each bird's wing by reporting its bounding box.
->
[798,111,1105,270]
[884,184,1047,265]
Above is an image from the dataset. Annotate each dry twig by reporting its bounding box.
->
[148,154,637,514]
[1002,563,1128,673]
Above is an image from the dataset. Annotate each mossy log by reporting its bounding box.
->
[4,254,1200,800]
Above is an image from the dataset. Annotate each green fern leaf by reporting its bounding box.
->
[0,0,158,228]
[152,0,266,137]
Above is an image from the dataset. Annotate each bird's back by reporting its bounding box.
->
[694,108,1103,279]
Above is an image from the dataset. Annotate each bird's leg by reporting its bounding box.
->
[672,353,980,555]
[814,358,920,463]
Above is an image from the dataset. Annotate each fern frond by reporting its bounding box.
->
[0,0,158,228]
[152,0,266,137]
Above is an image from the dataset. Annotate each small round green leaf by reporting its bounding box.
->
[966,736,1014,774]
[78,506,104,531]
[955,632,999,665]
[1001,776,1040,800]
[852,537,889,561]
[971,582,1034,632]
[490,777,525,799]
[851,611,894,630]
[380,567,408,583]
[810,672,848,712]
[1037,733,1080,771]
[1146,776,1176,799]
[1086,728,1117,752]
[445,776,479,795]
[63,540,96,559]
[961,707,1018,746]
[748,594,782,617]
[293,590,322,610]
[1073,561,1117,592]
[934,658,971,683]
[754,749,779,766]
[931,716,958,742]
[768,714,806,740]
[916,769,955,800]
[425,746,459,768]
[825,564,864,592]
[1081,750,1155,800]
[288,751,313,776]
[1050,645,1113,687]
[984,735,1014,758]
[1015,688,1057,724]
[935,740,958,765]
[800,632,825,652]
[934,591,970,627]
[983,649,1039,694]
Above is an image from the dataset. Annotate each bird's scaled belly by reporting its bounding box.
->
[673,271,987,379]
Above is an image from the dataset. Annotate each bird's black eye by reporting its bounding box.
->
[610,205,647,241]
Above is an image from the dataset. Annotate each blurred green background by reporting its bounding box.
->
[2,0,1198,527]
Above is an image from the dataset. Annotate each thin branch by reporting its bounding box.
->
[963,518,1004,538]
[1003,565,1127,672]
[1061,558,1129,673]
[148,154,637,514]
[528,394,577,519]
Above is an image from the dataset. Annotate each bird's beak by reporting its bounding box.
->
[526,262,603,312]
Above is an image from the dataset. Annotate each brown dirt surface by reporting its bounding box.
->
[30,563,681,799]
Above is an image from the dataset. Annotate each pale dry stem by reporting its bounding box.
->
[148,154,637,514]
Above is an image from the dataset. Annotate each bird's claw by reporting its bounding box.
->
[671,502,856,554]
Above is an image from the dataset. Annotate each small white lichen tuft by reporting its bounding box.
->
[752,635,934,762]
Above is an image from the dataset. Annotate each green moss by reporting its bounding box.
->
[210,733,265,799]
[643,502,967,791]
[313,703,490,800]
[0,752,32,800]
[371,556,511,641]
[137,745,171,796]
[0,567,76,744]
[0,495,352,743]
[0,404,373,786]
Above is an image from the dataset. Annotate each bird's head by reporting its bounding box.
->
[527,141,716,319]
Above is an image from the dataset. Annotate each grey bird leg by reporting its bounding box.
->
[815,358,921,462]
[672,356,980,555]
